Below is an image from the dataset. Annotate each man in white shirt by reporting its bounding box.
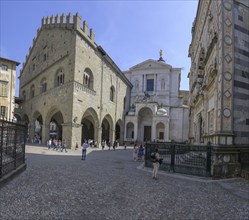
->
[82,141,89,160]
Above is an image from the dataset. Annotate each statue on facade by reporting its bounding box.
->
[158,49,165,62]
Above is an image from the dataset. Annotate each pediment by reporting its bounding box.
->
[129,59,172,71]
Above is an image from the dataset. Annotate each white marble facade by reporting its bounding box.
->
[124,56,189,143]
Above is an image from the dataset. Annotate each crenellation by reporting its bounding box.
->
[60,13,65,26]
[46,16,50,25]
[90,29,95,42]
[55,14,60,25]
[66,13,72,28]
[83,20,88,35]
[42,17,46,26]
[50,15,55,25]
[73,12,82,30]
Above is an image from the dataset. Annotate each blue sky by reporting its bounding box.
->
[0,0,198,95]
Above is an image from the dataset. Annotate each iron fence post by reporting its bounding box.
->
[170,143,175,172]
[13,124,17,169]
[23,125,27,163]
[206,146,211,177]
[145,143,148,167]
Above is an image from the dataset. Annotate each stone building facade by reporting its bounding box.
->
[188,0,249,146]
[124,55,189,143]
[18,13,132,148]
[0,57,20,120]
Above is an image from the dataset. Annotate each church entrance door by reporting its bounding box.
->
[144,126,151,142]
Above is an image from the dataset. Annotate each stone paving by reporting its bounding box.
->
[0,144,248,220]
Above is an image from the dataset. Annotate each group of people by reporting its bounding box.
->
[132,144,145,161]
[47,138,67,152]
[101,139,119,151]
[82,140,162,180]
[133,143,162,180]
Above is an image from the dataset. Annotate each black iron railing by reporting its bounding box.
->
[145,142,211,177]
[240,148,249,172]
[0,119,27,179]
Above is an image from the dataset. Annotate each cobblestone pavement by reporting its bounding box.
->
[0,145,248,220]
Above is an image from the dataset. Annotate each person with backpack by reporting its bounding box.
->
[151,148,160,180]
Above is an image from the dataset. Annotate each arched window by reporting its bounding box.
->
[40,78,47,93]
[83,68,94,89]
[30,85,35,98]
[110,86,115,102]
[55,69,64,87]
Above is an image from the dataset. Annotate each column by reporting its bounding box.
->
[165,117,170,141]
[97,126,102,148]
[134,119,138,142]
[43,123,51,145]
[151,120,156,142]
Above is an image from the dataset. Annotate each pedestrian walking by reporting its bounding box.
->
[138,144,144,161]
[108,141,111,150]
[133,144,138,161]
[113,140,117,151]
[102,140,105,151]
[61,139,68,152]
[82,140,89,160]
[151,148,160,180]
[47,138,52,149]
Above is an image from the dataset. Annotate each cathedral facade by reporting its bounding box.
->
[18,13,132,148]
[188,0,249,145]
[124,55,189,143]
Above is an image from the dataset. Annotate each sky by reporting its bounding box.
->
[0,0,198,96]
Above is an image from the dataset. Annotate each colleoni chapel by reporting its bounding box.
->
[17,13,189,148]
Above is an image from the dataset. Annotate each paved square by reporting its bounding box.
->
[0,145,248,219]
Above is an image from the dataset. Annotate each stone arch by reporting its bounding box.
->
[22,114,30,142]
[115,119,124,144]
[81,107,99,145]
[156,122,165,141]
[55,67,65,87]
[45,107,64,141]
[22,114,30,125]
[138,107,153,142]
[101,114,114,143]
[33,111,43,143]
[126,122,134,139]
